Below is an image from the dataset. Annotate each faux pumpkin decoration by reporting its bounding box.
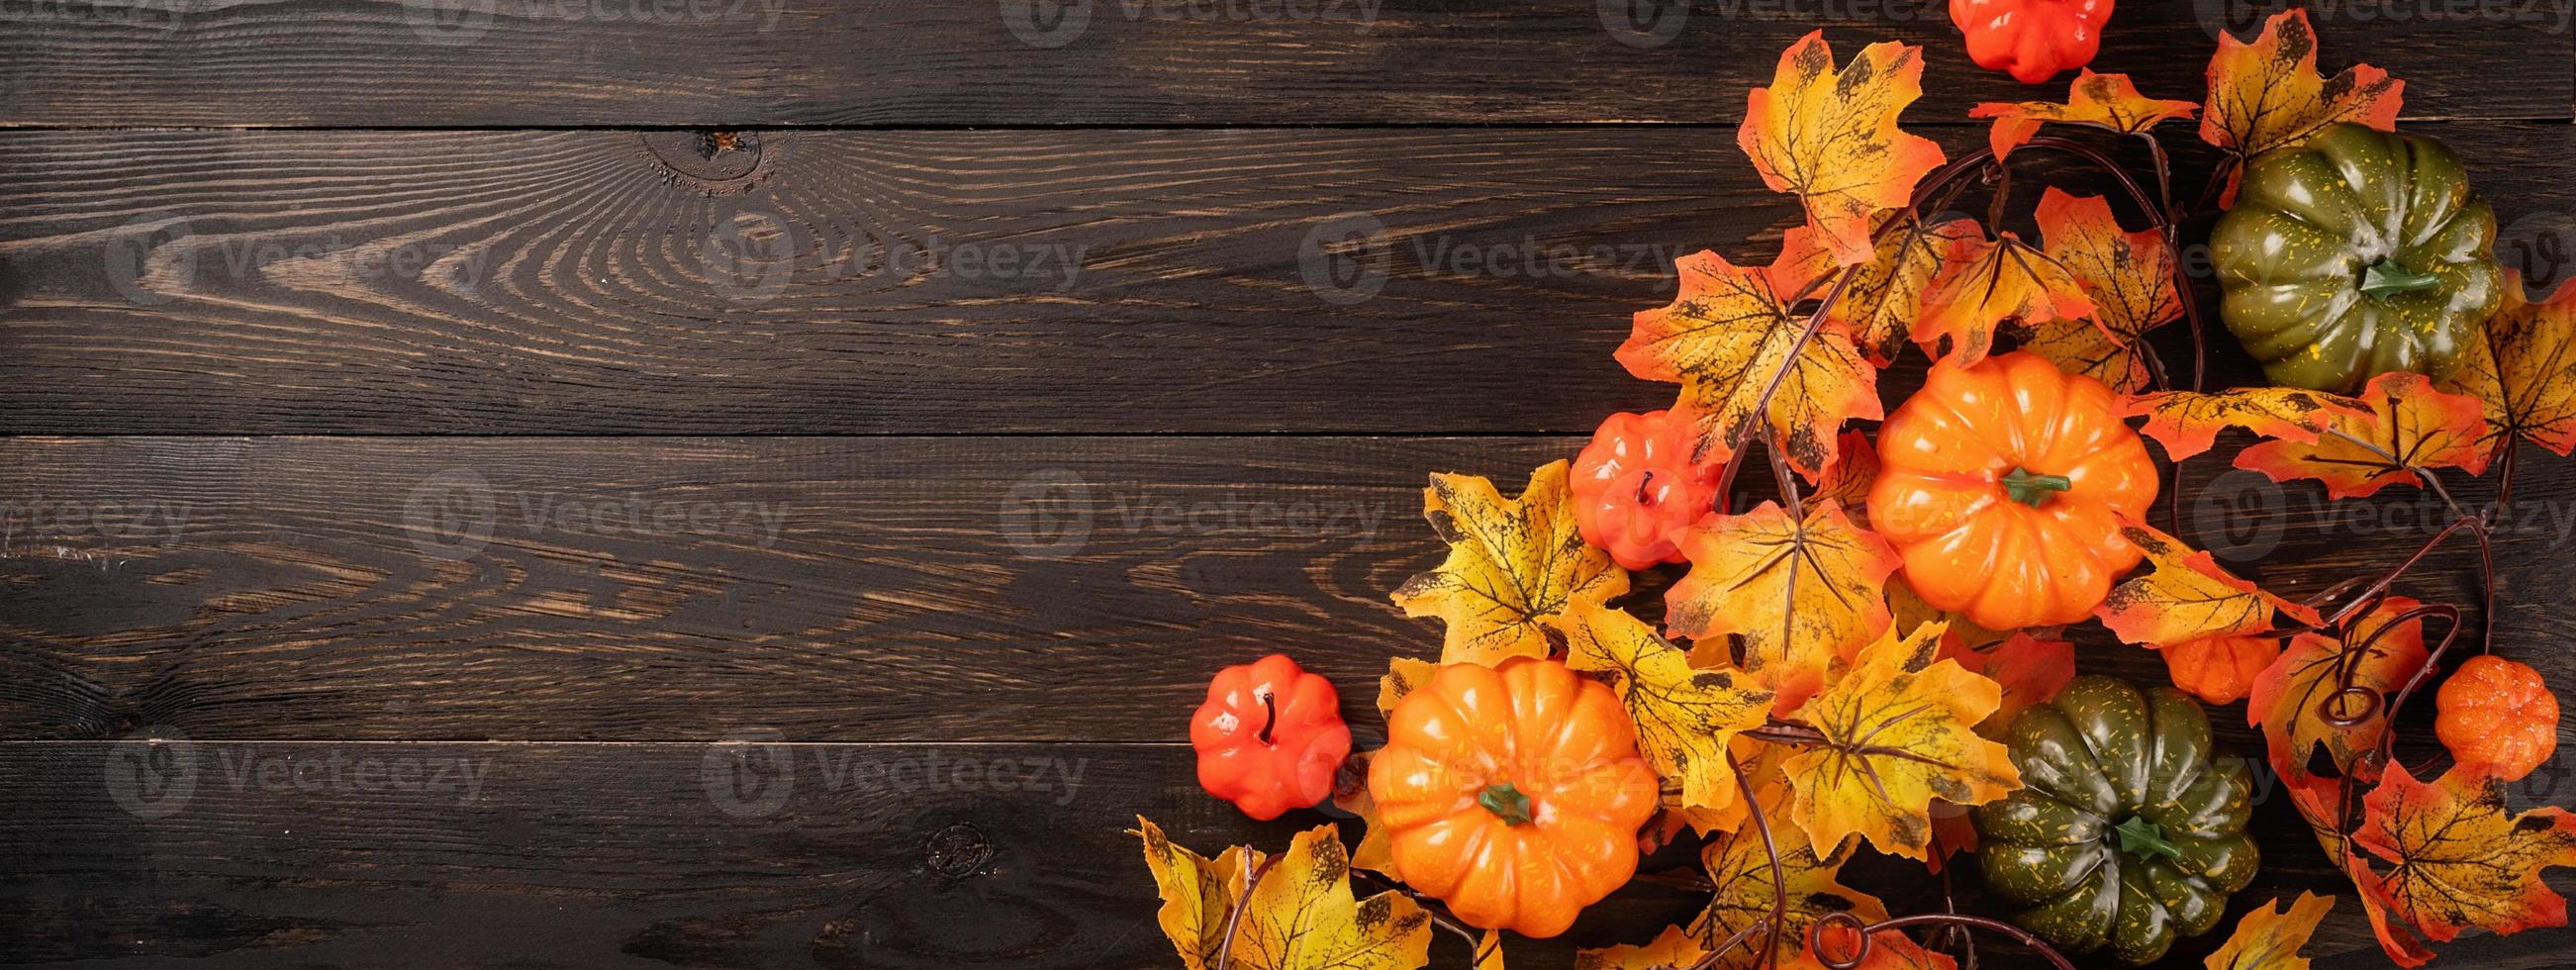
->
[1950,0,2113,85]
[2211,122,2503,393]
[2155,634,2281,706]
[1976,676,2259,965]
[1571,409,1725,569]
[1869,351,2160,630]
[1367,656,1660,937]
[1191,654,1352,821]
[2434,655,2560,781]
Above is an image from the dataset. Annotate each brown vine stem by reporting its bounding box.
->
[1728,750,1788,970]
[1659,918,1770,970]
[1809,912,2080,970]
[1213,850,1283,969]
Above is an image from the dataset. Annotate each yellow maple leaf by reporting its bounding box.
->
[1564,599,1776,815]
[1971,69,2199,161]
[2235,372,2491,499]
[1328,748,1397,876]
[2357,763,2576,943]
[1136,818,1433,970]
[1575,924,1709,970]
[1811,429,1880,523]
[2205,892,2336,970]
[1915,235,2094,367]
[1665,499,1899,712]
[2096,522,2319,646]
[1780,621,2021,860]
[2443,271,2576,460]
[1781,215,1984,367]
[2121,387,2367,460]
[1621,249,1884,478]
[1474,930,1506,970]
[1688,828,1889,969]
[1391,461,1628,665]
[2020,188,2179,394]
[1739,32,1947,266]
[2201,10,2403,202]
[1377,656,1436,719]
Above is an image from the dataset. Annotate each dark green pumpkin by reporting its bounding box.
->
[2210,122,2502,393]
[1973,677,2257,965]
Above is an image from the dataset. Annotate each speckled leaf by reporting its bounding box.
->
[2097,522,2319,646]
[1225,824,1434,970]
[2357,763,2576,944]
[2022,188,2178,393]
[1666,499,1900,712]
[1781,621,2022,860]
[2443,271,2576,460]
[1392,461,1628,665]
[1576,925,1710,970]
[2235,372,2491,498]
[1740,32,1948,265]
[1137,816,1260,970]
[1973,69,2198,160]
[1915,235,2094,367]
[2247,597,2426,782]
[1781,215,1985,366]
[1688,828,1889,970]
[2204,892,2335,970]
[2202,9,2403,202]
[2122,387,2368,460]
[1565,599,1776,815]
[1620,249,1884,478]
[1377,657,1436,719]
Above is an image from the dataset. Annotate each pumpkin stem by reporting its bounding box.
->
[2113,816,2185,862]
[1478,783,1534,826]
[2001,467,2072,508]
[1255,691,1276,746]
[2359,259,2443,299]
[1635,469,1657,507]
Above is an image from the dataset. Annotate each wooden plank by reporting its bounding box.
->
[6,435,2572,747]
[0,0,2563,127]
[1,739,2567,968]
[6,122,2576,435]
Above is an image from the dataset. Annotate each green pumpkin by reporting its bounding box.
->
[1973,677,2257,965]
[2210,122,2502,393]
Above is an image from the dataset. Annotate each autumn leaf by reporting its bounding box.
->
[1392,461,1628,665]
[1377,657,1436,719]
[2357,763,2576,944]
[1915,234,2094,366]
[1813,430,1881,522]
[1780,621,2022,859]
[1565,599,1776,815]
[1475,930,1506,970]
[2122,387,2368,461]
[2247,598,2426,781]
[1786,215,1984,366]
[2235,372,2491,498]
[1329,749,1397,876]
[2020,188,2179,394]
[2097,522,2320,646]
[2443,272,2576,461]
[1812,922,1960,970]
[1135,818,1433,970]
[1887,574,2009,653]
[1971,69,2198,161]
[1621,249,1884,478]
[1688,828,1889,970]
[1576,924,1709,970]
[2204,892,2335,970]
[1740,32,1947,265]
[2282,776,2437,968]
[2202,9,2403,203]
[1666,499,1900,712]
[1939,630,2075,735]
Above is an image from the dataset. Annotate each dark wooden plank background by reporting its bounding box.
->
[3,2,2574,967]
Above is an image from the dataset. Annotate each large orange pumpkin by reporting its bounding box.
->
[2434,655,2558,781]
[1366,656,1659,938]
[1869,351,2159,630]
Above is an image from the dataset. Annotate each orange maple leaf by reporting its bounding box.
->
[2203,892,2335,970]
[1915,234,2094,367]
[1620,250,1883,478]
[2442,271,2576,462]
[2019,188,2181,393]
[1811,429,1881,524]
[2235,372,2490,498]
[2357,763,2576,945]
[1940,630,2074,736]
[2202,10,2403,203]
[1740,32,1947,266]
[2097,522,2320,647]
[1971,69,2198,161]
[2247,598,2426,783]
[1665,499,1898,712]
[2122,387,2368,461]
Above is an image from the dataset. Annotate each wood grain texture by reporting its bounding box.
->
[8,123,2576,435]
[0,739,2567,968]
[3,434,2569,751]
[0,0,2564,127]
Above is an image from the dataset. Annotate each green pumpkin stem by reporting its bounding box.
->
[2359,259,2444,299]
[2114,816,2186,862]
[1478,783,1534,826]
[2001,467,2073,508]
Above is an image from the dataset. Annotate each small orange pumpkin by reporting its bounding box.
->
[1869,351,2160,630]
[2157,634,2282,706]
[2433,655,2558,781]
[1367,656,1659,938]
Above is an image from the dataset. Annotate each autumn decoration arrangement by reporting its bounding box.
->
[1140,11,2575,969]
